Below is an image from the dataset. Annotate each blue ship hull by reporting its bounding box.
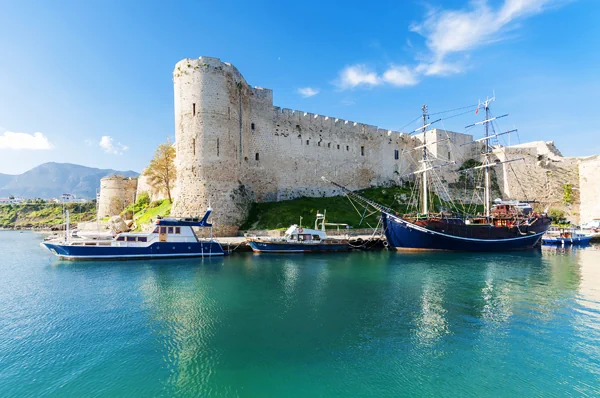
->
[382,212,545,252]
[247,241,349,253]
[542,235,592,245]
[42,241,226,260]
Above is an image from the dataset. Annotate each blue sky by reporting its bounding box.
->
[0,0,597,174]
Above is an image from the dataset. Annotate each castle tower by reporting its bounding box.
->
[171,57,258,235]
[97,176,138,219]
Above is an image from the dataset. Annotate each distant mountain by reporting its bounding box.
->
[0,162,138,199]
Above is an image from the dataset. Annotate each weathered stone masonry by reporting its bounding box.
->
[171,56,427,234]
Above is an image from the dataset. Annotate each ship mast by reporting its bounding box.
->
[481,96,495,219]
[421,104,428,215]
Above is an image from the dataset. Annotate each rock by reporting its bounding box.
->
[108,216,129,234]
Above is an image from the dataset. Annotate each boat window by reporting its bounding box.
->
[312,235,321,241]
[127,236,136,242]
[298,234,304,241]
[303,234,312,241]
[117,236,125,241]
[160,227,167,234]
[175,227,181,234]
[138,237,147,242]
[291,235,297,240]
[168,227,174,234]
[85,242,97,246]
[153,227,159,233]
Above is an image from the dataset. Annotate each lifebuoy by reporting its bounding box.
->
[298,228,304,233]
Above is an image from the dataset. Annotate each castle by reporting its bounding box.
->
[96,56,598,233]
[171,56,484,234]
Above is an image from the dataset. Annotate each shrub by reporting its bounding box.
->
[149,199,164,209]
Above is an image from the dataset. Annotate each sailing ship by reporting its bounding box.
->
[41,209,226,260]
[324,97,552,251]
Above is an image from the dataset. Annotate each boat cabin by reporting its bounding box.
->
[284,225,327,242]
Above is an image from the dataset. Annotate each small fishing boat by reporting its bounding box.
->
[246,212,349,253]
[41,209,226,260]
[580,219,600,241]
[542,227,592,246]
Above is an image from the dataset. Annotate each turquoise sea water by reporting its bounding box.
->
[1,232,600,397]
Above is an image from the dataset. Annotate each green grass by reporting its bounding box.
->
[133,200,171,231]
[0,202,96,229]
[241,186,414,230]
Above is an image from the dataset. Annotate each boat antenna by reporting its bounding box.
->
[421,104,429,216]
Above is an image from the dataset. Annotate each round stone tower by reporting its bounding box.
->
[97,176,138,219]
[171,56,253,235]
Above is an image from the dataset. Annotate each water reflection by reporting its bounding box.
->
[414,275,449,346]
[131,248,599,396]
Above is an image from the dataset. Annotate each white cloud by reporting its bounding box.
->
[336,64,381,89]
[297,87,320,98]
[0,131,54,150]
[411,0,556,76]
[382,65,419,86]
[334,0,562,88]
[99,136,128,155]
[336,64,418,90]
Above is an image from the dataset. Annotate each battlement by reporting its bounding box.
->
[272,106,408,138]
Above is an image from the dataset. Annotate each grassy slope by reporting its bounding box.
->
[133,200,171,231]
[0,203,96,228]
[242,186,413,230]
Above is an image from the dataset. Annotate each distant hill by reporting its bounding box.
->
[0,162,138,199]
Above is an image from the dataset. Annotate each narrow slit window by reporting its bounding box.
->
[251,122,255,131]
[306,140,310,145]
[192,138,196,156]
[192,103,196,116]
[255,153,259,161]
[337,144,340,150]
[217,138,219,157]
[318,141,321,147]
[328,143,331,148]
[361,146,365,156]
[394,149,399,160]
[346,145,349,151]
[448,151,451,160]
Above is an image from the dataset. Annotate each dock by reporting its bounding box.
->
[217,235,387,253]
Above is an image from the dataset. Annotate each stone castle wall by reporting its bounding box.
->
[171,56,427,233]
[579,155,600,223]
[97,176,138,219]
[493,143,580,221]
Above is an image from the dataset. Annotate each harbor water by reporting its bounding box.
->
[1,231,600,397]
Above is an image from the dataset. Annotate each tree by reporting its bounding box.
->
[143,139,177,203]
